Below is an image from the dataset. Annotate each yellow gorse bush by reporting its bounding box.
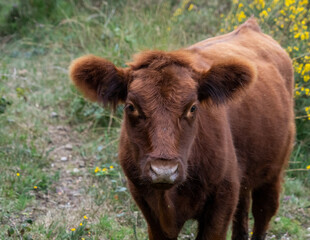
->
[173,0,309,121]
[222,0,310,120]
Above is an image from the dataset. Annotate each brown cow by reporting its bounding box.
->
[69,18,295,240]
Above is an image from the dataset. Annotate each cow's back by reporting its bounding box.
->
[190,18,295,188]
[189,18,293,94]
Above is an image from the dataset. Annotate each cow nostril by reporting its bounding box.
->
[150,163,178,176]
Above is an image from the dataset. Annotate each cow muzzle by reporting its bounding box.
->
[148,160,180,189]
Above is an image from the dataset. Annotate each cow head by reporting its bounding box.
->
[69,50,256,189]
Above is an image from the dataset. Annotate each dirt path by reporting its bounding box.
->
[33,125,94,228]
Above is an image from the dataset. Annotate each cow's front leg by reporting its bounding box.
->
[196,180,240,240]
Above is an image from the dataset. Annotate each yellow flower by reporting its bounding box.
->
[293,46,299,51]
[94,167,100,173]
[110,166,114,169]
[290,6,296,12]
[260,10,268,18]
[302,64,310,75]
[16,173,20,176]
[285,0,295,7]
[294,33,300,39]
[102,168,107,172]
[238,3,244,8]
[307,165,310,170]
[296,63,303,73]
[34,186,38,189]
[237,11,246,22]
[293,25,298,31]
[84,215,88,219]
[267,8,271,12]
[71,228,76,231]
[254,0,265,9]
[173,8,182,18]
[80,223,83,226]
[289,15,295,20]
[188,3,194,11]
[300,0,308,5]
[296,7,305,13]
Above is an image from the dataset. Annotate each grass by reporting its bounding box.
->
[0,0,309,239]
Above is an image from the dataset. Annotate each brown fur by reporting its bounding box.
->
[69,18,295,240]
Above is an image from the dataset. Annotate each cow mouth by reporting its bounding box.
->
[151,182,175,190]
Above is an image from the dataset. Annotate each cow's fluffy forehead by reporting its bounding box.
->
[128,65,197,111]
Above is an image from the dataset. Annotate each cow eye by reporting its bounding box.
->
[127,104,135,112]
[190,105,197,113]
[125,103,145,120]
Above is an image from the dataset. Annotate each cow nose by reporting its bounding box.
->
[150,162,179,184]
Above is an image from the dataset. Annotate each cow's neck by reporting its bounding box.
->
[155,190,179,237]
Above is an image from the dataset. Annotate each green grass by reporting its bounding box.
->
[0,112,59,238]
[0,0,309,239]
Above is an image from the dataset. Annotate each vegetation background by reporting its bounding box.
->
[0,0,309,239]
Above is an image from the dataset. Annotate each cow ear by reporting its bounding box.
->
[69,55,129,108]
[196,58,257,104]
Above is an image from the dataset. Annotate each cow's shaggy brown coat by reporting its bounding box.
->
[69,18,295,240]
